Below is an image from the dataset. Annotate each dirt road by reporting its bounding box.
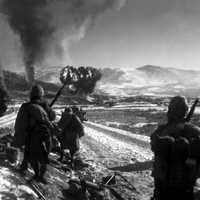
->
[80,121,154,200]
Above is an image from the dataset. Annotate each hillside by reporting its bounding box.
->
[137,65,200,85]
[3,70,93,105]
[98,65,200,97]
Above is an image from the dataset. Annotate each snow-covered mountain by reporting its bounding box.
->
[98,65,200,97]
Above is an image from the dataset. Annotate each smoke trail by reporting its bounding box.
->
[1,0,54,83]
[0,0,127,82]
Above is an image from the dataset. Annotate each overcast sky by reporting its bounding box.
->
[69,0,200,70]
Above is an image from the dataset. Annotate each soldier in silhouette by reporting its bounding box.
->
[14,85,55,183]
[151,96,200,200]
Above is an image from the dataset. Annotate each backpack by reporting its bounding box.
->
[59,112,84,138]
[70,114,85,138]
[152,124,188,184]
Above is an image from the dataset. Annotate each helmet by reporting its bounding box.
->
[167,96,188,122]
[30,84,44,100]
[72,106,79,113]
[64,107,73,114]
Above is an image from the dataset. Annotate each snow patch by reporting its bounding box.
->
[0,166,38,199]
[84,125,152,161]
[85,121,150,143]
[134,122,157,128]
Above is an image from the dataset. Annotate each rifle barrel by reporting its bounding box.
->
[49,83,67,107]
[185,99,199,122]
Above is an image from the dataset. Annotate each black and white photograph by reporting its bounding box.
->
[0,0,200,199]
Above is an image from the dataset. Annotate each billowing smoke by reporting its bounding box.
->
[1,0,54,83]
[60,66,102,95]
[76,66,102,94]
[0,0,127,83]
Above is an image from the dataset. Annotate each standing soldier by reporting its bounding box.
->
[14,84,55,183]
[57,107,84,167]
[151,96,200,200]
[0,87,8,116]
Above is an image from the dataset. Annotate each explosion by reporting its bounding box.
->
[60,66,102,95]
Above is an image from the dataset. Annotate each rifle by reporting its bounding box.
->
[49,82,67,107]
[49,66,79,107]
[185,98,199,122]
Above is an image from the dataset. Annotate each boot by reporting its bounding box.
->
[37,176,47,184]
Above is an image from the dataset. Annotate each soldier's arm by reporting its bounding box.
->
[150,131,158,152]
[150,125,164,152]
[74,114,84,137]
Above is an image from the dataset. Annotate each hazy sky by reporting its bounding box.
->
[70,0,200,70]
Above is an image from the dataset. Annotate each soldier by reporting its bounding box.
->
[14,84,55,183]
[151,96,200,200]
[57,107,84,167]
[0,87,8,116]
[71,106,87,122]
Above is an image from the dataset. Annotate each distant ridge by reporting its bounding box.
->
[137,65,199,73]
[98,65,200,97]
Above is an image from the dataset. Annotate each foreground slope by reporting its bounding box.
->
[0,108,200,199]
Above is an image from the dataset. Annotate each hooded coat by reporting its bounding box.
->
[150,96,200,200]
[14,84,55,148]
[58,111,84,153]
[14,99,55,149]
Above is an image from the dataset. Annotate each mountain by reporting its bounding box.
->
[3,70,94,105]
[98,65,200,97]
[137,65,200,85]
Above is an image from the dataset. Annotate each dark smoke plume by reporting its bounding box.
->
[0,0,126,82]
[77,66,102,94]
[1,0,54,83]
